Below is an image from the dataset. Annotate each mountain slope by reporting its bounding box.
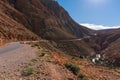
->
[0,0,39,45]
[1,0,119,67]
[0,0,120,80]
[8,0,94,40]
[0,0,96,58]
[93,29,120,66]
[0,0,95,57]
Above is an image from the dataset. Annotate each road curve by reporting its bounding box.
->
[0,42,21,54]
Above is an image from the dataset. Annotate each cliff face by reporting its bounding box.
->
[7,0,94,40]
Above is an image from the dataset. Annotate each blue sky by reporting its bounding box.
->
[57,0,120,27]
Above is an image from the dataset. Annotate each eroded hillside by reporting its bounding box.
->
[96,29,120,67]
[0,0,39,45]
[8,0,95,40]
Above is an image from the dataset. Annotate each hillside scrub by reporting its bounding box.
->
[64,62,80,75]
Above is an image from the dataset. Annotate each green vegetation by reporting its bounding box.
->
[31,59,37,62]
[83,38,90,43]
[31,43,39,47]
[104,61,115,69]
[46,58,51,62]
[39,52,46,57]
[78,73,89,80]
[40,77,46,80]
[64,62,80,75]
[22,67,35,76]
[89,55,117,69]
[39,50,50,57]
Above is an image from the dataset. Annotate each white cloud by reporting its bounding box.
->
[81,23,120,30]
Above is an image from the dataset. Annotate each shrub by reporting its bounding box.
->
[65,62,80,75]
[78,73,89,80]
[22,67,35,76]
[31,43,38,47]
[31,59,37,62]
[83,38,90,43]
[46,58,51,62]
[40,77,46,80]
[105,61,115,69]
[39,52,46,57]
[39,50,49,57]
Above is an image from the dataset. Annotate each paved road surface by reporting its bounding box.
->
[0,42,21,54]
[0,42,37,79]
[60,38,82,42]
